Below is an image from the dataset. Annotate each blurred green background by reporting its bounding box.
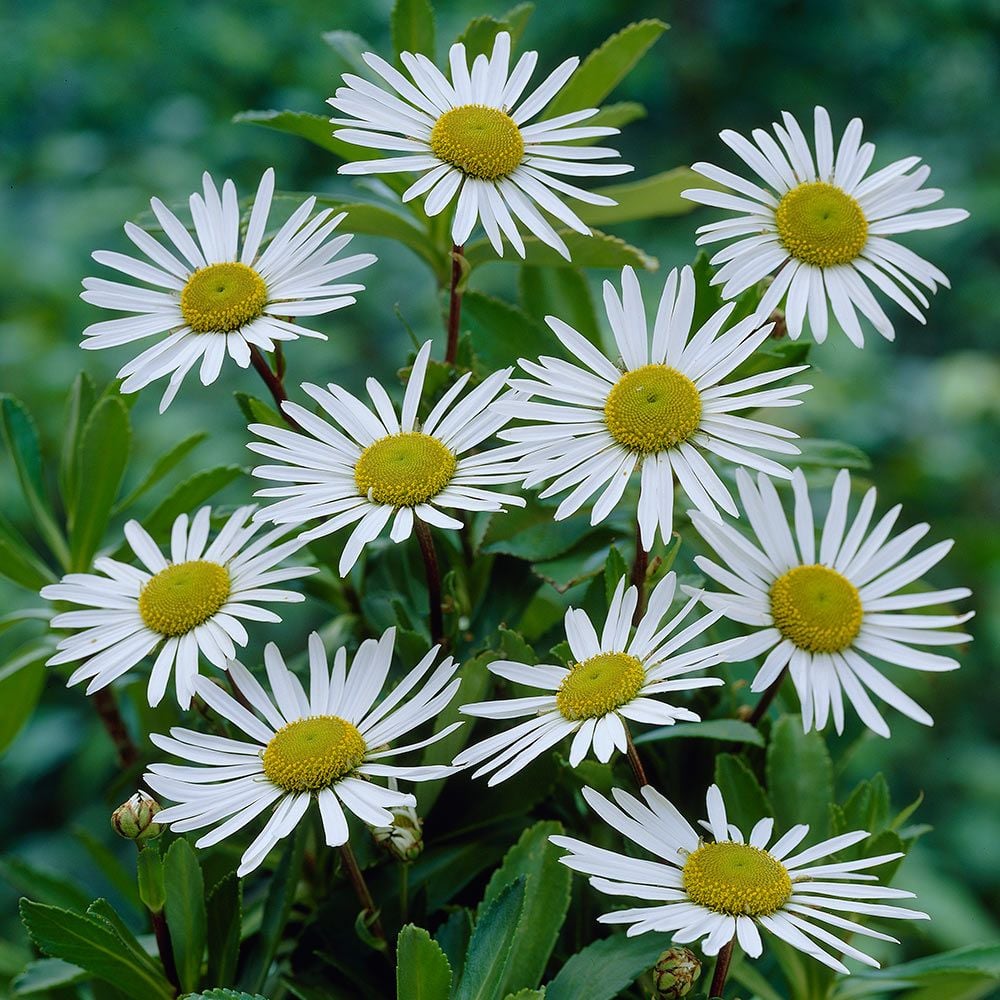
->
[1,0,997,973]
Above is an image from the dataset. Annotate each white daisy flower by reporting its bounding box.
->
[688,468,973,736]
[551,783,928,973]
[248,339,526,575]
[499,265,810,548]
[329,31,632,259]
[41,506,316,709]
[453,573,736,785]
[81,168,377,411]
[145,628,460,876]
[682,106,968,346]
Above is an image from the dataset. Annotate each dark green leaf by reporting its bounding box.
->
[396,924,452,1000]
[73,828,141,914]
[164,839,207,994]
[518,266,602,347]
[0,514,56,591]
[633,718,765,748]
[235,392,284,428]
[458,16,510,59]
[480,503,599,563]
[714,754,773,831]
[454,878,526,1000]
[545,933,666,1000]
[13,957,88,994]
[59,372,97,521]
[466,229,657,272]
[234,110,370,163]
[0,655,46,753]
[434,907,473,984]
[578,168,705,225]
[114,431,207,513]
[462,290,562,370]
[391,0,436,58]
[69,396,130,572]
[182,991,269,1000]
[0,858,91,912]
[133,465,243,544]
[501,3,533,45]
[546,20,668,117]
[766,715,833,844]
[136,844,165,913]
[206,873,242,988]
[604,546,628,606]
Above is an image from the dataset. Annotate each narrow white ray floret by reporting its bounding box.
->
[500,265,810,547]
[329,31,632,259]
[551,782,928,972]
[41,506,316,708]
[145,628,460,876]
[682,106,968,346]
[81,168,377,411]
[454,573,740,784]
[688,468,973,736]
[248,339,526,575]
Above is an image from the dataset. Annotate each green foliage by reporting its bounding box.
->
[454,879,526,1000]
[545,933,666,1000]
[396,925,452,1000]
[164,838,208,994]
[465,229,657,272]
[577,168,706,226]
[206,874,242,989]
[634,719,766,747]
[181,991,269,1000]
[391,0,436,59]
[714,753,772,830]
[766,715,834,843]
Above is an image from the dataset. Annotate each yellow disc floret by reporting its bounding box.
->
[769,564,863,654]
[354,432,457,508]
[429,104,525,181]
[775,181,868,268]
[604,365,703,454]
[555,652,646,721]
[262,715,367,792]
[180,261,268,334]
[683,841,792,917]
[138,560,231,637]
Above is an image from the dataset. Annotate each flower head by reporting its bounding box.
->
[689,468,972,735]
[329,32,632,259]
[500,265,810,547]
[82,169,376,411]
[145,629,460,876]
[42,506,315,708]
[682,107,968,346]
[551,783,928,973]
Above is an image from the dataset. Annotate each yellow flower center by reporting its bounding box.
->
[138,560,231,637]
[604,365,703,454]
[775,181,869,268]
[683,841,792,917]
[769,564,863,654]
[354,432,457,508]
[429,104,525,181]
[180,261,268,333]
[555,652,645,721]
[262,715,367,791]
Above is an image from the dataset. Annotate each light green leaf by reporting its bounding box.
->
[583,101,647,132]
[766,715,833,844]
[546,20,668,118]
[454,878,526,1000]
[69,396,130,572]
[163,839,207,994]
[466,229,657,272]
[794,438,872,471]
[518,266,602,347]
[19,899,173,1000]
[545,933,666,1000]
[714,754,773,831]
[114,431,207,513]
[633,719,765,747]
[59,372,97,522]
[391,0,436,59]
[478,822,571,993]
[13,957,87,995]
[233,110,367,162]
[136,844,164,914]
[577,168,704,225]
[396,924,452,1000]
[235,392,284,429]
[206,873,241,989]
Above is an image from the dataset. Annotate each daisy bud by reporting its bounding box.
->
[652,947,702,998]
[372,804,423,862]
[111,791,162,841]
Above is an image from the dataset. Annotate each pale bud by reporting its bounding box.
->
[652,946,702,998]
[111,791,162,841]
[372,803,423,861]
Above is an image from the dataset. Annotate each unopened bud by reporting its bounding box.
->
[652,946,702,998]
[372,804,423,861]
[112,791,162,841]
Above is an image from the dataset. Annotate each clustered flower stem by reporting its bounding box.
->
[445,243,465,365]
[748,666,789,728]
[339,842,388,952]
[630,518,648,626]
[414,516,445,647]
[249,344,301,430]
[92,688,139,769]
[625,725,649,788]
[709,937,736,997]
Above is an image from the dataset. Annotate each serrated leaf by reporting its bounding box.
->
[633,719,765,747]
[794,438,871,471]
[504,992,545,1000]
[434,907,473,983]
[478,822,571,993]
[114,431,207,513]
[546,20,668,118]
[578,168,704,225]
[163,839,206,994]
[69,396,130,572]
[519,266,602,347]
[206,873,241,988]
[766,715,833,845]
[545,933,666,1000]
[396,924,452,1000]
[714,754,773,831]
[455,878,526,1000]
[466,229,656,272]
[391,0,435,59]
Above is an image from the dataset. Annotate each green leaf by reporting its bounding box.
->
[0,395,69,567]
[233,110,369,163]
[69,396,130,572]
[633,719,765,747]
[235,392,284,429]
[321,30,373,75]
[163,839,207,994]
[584,101,647,132]
[0,655,46,753]
[794,438,872,471]
[504,992,545,1000]
[0,514,56,591]
[519,266,602,347]
[501,3,534,45]
[766,715,833,844]
[206,873,241,988]
[463,290,562,370]
[455,878,527,1000]
[480,503,599,563]
[19,899,173,1000]
[73,827,141,914]
[0,858,91,911]
[133,465,243,543]
[13,957,88,994]
[458,16,510,59]
[604,546,628,606]
[59,372,97,521]
[545,933,666,1000]
[435,907,473,984]
[136,844,165,914]
[546,20,668,118]
[114,431,207,513]
[577,168,704,225]
[181,991,269,1000]
[396,924,452,1000]
[466,229,656,272]
[714,754,773,832]
[391,0,436,58]
[478,822,571,993]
